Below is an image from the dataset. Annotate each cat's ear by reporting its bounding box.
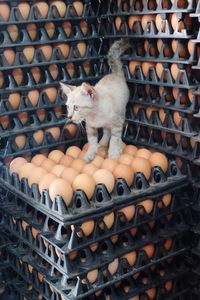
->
[81,82,95,99]
[59,82,76,95]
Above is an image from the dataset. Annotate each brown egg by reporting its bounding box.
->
[12,68,23,85]
[7,25,19,42]
[155,14,163,31]
[162,193,171,207]
[31,154,46,166]
[72,219,95,237]
[33,130,44,145]
[71,158,86,172]
[118,153,133,165]
[48,64,58,80]
[71,1,84,16]
[87,269,98,283]
[36,109,45,122]
[33,1,49,19]
[48,150,64,163]
[28,167,47,187]
[42,87,57,103]
[18,162,36,180]
[80,21,88,35]
[101,158,118,172]
[110,234,118,244]
[15,134,26,150]
[159,109,166,124]
[17,3,30,20]
[123,144,138,156]
[108,258,119,275]
[165,280,173,291]
[118,205,135,222]
[97,146,108,158]
[188,40,194,56]
[129,61,141,75]
[51,1,67,17]
[0,115,9,129]
[30,67,41,83]
[51,164,66,177]
[0,71,4,87]
[26,23,37,40]
[93,169,115,193]
[149,152,168,173]
[64,123,78,138]
[45,127,61,141]
[129,296,139,300]
[99,212,115,230]
[113,163,134,187]
[131,157,151,180]
[171,63,179,80]
[62,21,72,37]
[155,62,164,79]
[23,46,35,63]
[59,155,73,167]
[142,243,155,258]
[122,251,137,266]
[75,42,86,57]
[4,48,15,65]
[141,15,156,31]
[0,3,10,21]
[7,93,21,110]
[9,157,27,175]
[49,178,73,205]
[82,163,97,176]
[54,43,69,58]
[53,106,62,119]
[164,238,173,251]
[38,45,52,61]
[135,148,151,160]
[61,167,79,184]
[173,111,181,127]
[26,90,39,107]
[65,62,75,78]
[128,15,141,30]
[137,199,154,215]
[73,173,95,200]
[18,111,28,125]
[142,62,155,77]
[145,287,156,299]
[66,146,81,158]
[41,159,56,172]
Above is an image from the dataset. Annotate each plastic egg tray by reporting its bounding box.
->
[6,237,190,300]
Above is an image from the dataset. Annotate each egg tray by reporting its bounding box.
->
[0,202,192,279]
[100,16,195,40]
[123,121,199,163]
[99,0,195,16]
[126,105,197,137]
[0,56,107,96]
[0,38,103,71]
[0,150,189,223]
[190,0,200,17]
[128,84,198,115]
[0,183,192,255]
[0,1,101,25]
[6,234,190,300]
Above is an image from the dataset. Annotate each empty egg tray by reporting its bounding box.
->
[6,235,190,300]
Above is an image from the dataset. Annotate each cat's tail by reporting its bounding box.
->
[108,39,130,74]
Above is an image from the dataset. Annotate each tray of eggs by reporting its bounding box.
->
[127,103,197,137]
[0,143,188,223]
[6,232,189,300]
[100,0,195,17]
[101,11,195,39]
[0,1,99,25]
[129,84,198,115]
[123,122,198,163]
[1,203,191,279]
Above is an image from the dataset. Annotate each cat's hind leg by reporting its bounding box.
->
[84,125,98,162]
[108,124,123,160]
[99,128,111,147]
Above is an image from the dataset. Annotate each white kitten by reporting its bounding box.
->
[60,39,130,162]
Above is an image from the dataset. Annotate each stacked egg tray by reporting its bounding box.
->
[0,0,107,161]
[98,0,200,175]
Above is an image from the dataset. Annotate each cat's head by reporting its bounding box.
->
[60,82,96,124]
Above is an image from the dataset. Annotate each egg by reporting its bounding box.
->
[91,155,103,168]
[113,163,134,187]
[66,146,81,158]
[59,155,73,167]
[33,1,49,19]
[64,123,78,138]
[18,111,28,125]
[9,157,27,175]
[51,164,66,177]
[80,21,88,35]
[128,15,141,31]
[18,163,36,180]
[71,158,86,172]
[149,152,168,173]
[48,64,58,80]
[145,287,156,299]
[122,251,137,266]
[7,93,21,110]
[26,23,37,40]
[137,199,154,215]
[41,159,56,172]
[3,48,15,65]
[164,238,173,251]
[15,134,26,150]
[51,1,67,17]
[101,158,118,172]
[100,212,115,230]
[81,163,97,176]
[93,169,115,193]
[36,109,46,122]
[48,150,64,163]
[32,130,44,146]
[118,205,135,222]
[71,1,84,16]
[42,87,57,103]
[49,178,73,205]
[87,269,98,283]
[173,111,181,127]
[0,71,4,87]
[61,168,79,185]
[38,45,52,61]
[142,62,155,77]
[107,258,119,275]
[45,127,61,141]
[17,3,30,20]
[53,106,62,119]
[155,62,164,79]
[30,66,41,83]
[141,15,156,31]
[131,157,151,180]
[118,153,133,165]
[54,43,69,59]
[7,24,19,42]
[28,167,47,188]
[12,68,24,85]
[0,3,10,21]
[75,42,86,57]
[72,173,95,200]
[142,243,155,258]
[26,90,39,107]
[129,61,141,75]
[135,148,151,159]
[155,14,163,31]
[162,193,172,207]
[123,144,138,156]
[73,219,95,237]
[22,46,35,63]
[31,154,46,166]
[171,63,180,80]
[62,21,72,37]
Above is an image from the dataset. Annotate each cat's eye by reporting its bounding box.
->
[74,105,79,111]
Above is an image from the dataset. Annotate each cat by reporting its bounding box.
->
[60,39,130,162]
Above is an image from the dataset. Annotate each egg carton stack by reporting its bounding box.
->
[0,0,104,162]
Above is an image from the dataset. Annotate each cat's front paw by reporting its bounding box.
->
[83,151,96,163]
[108,148,121,160]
